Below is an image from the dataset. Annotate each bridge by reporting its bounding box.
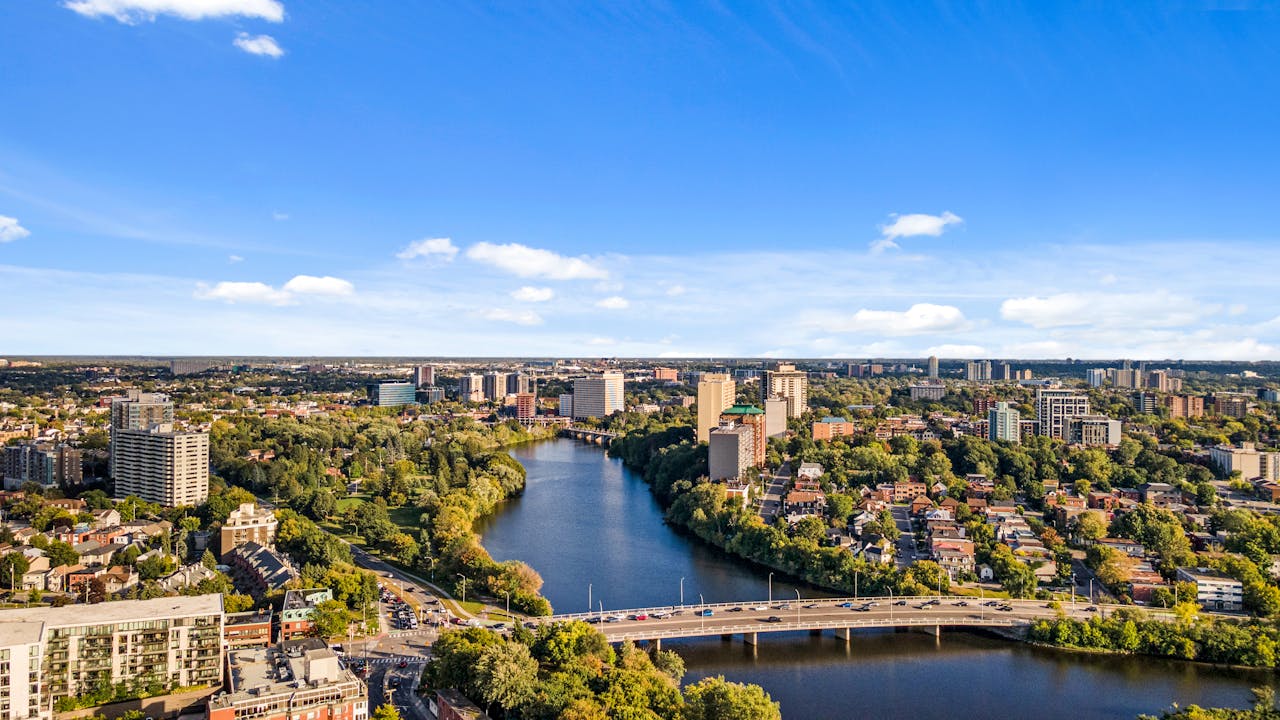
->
[546,596,1162,650]
[560,426,619,446]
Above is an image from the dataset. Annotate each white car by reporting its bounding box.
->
[750,606,767,611]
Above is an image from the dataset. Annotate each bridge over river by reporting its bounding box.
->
[547,596,1170,650]
[558,426,619,446]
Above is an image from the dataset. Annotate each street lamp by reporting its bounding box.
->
[504,592,511,617]
[457,574,467,604]
[679,577,685,607]
[768,572,774,605]
[794,589,801,625]
[588,583,592,613]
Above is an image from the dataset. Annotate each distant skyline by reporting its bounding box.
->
[3,2,1280,358]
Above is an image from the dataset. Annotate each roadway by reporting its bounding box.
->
[546,596,1160,644]
[758,463,791,522]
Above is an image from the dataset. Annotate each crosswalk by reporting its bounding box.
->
[361,656,427,666]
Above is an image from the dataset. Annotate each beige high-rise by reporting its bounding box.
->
[763,363,808,418]
[697,373,735,443]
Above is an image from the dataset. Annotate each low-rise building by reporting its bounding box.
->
[224,610,274,648]
[280,588,335,642]
[220,502,279,558]
[1176,567,1244,611]
[208,638,367,720]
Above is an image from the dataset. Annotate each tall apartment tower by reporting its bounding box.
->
[927,356,939,378]
[696,373,736,443]
[506,373,531,395]
[1035,388,1090,440]
[109,390,174,479]
[1086,368,1107,387]
[762,363,808,418]
[988,402,1021,443]
[572,372,625,419]
[413,365,435,388]
[965,360,993,381]
[112,423,209,507]
[457,374,484,402]
[482,372,509,402]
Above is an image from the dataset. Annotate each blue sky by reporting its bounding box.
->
[2,1,1280,358]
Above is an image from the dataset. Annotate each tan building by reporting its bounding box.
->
[653,367,679,382]
[112,423,210,507]
[1210,442,1280,482]
[1164,394,1205,418]
[515,392,537,419]
[763,363,808,418]
[208,638,366,720]
[220,502,278,557]
[696,373,736,443]
[813,417,856,441]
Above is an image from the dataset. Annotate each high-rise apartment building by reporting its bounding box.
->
[0,595,224,716]
[1210,442,1280,482]
[558,394,574,418]
[572,372,625,419]
[457,374,484,403]
[112,423,209,507]
[413,365,435,388]
[515,392,537,419]
[1164,394,1205,418]
[1112,368,1142,389]
[1133,392,1158,415]
[420,387,445,404]
[964,361,992,382]
[763,397,789,438]
[696,373,736,443]
[1086,368,1107,387]
[1213,394,1250,418]
[988,402,1021,443]
[708,424,755,482]
[482,372,509,402]
[367,381,416,407]
[653,367,679,382]
[762,363,808,418]
[506,373,531,395]
[1147,370,1172,392]
[1067,416,1122,446]
[1035,388,1090,440]
[994,362,1013,381]
[720,405,767,468]
[2,443,81,491]
[927,356,939,378]
[110,390,174,480]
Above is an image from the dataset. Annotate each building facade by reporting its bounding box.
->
[988,402,1020,443]
[572,372,625,419]
[1035,389,1090,440]
[208,638,366,720]
[762,363,808,418]
[112,424,210,507]
[367,382,416,407]
[2,444,81,491]
[220,503,278,558]
[1066,416,1122,447]
[708,424,754,482]
[696,373,735,443]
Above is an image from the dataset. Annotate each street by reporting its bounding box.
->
[757,462,791,522]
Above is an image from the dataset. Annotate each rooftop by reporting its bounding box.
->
[215,638,359,709]
[721,405,764,415]
[0,593,222,627]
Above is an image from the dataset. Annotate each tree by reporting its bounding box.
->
[1072,511,1108,543]
[0,553,30,589]
[371,704,401,720]
[201,549,218,570]
[474,641,539,714]
[681,676,781,720]
[309,599,352,638]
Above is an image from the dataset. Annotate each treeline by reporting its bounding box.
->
[425,622,780,720]
[210,413,555,615]
[1029,609,1280,667]
[1141,687,1280,720]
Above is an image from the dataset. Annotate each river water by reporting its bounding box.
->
[477,438,1275,719]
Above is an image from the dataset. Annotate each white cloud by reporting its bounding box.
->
[397,237,458,261]
[665,284,686,297]
[272,211,289,221]
[194,281,291,305]
[1000,291,1212,329]
[64,0,284,23]
[511,286,554,303]
[282,275,354,296]
[823,303,969,336]
[924,344,987,358]
[868,238,899,254]
[481,308,542,326]
[466,242,608,280]
[595,296,630,310]
[233,32,284,58]
[0,216,30,243]
[880,211,963,241]
[586,336,616,346]
[228,255,244,263]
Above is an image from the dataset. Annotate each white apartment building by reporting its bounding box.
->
[572,372,625,419]
[1209,442,1280,481]
[1035,388,1090,440]
[988,401,1020,443]
[763,363,808,418]
[112,423,209,507]
[1066,415,1122,447]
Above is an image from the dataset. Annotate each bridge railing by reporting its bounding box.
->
[600,615,1025,641]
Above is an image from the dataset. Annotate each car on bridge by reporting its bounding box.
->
[697,609,714,616]
[765,616,782,623]
[837,601,854,608]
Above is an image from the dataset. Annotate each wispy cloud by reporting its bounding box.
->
[819,303,970,336]
[511,286,554,303]
[272,211,290,221]
[1000,291,1212,329]
[481,308,542,326]
[194,274,353,305]
[879,211,963,241]
[228,255,244,263]
[282,275,353,296]
[466,242,608,280]
[64,0,284,23]
[0,215,30,243]
[595,296,630,310]
[233,32,284,58]
[397,237,458,261]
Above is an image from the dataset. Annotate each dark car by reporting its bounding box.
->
[893,600,907,606]
[765,616,783,623]
[388,677,401,688]
[398,660,408,668]
[729,606,744,612]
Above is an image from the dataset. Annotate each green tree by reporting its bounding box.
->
[474,641,539,714]
[0,553,30,589]
[371,704,401,720]
[681,676,782,720]
[308,599,352,639]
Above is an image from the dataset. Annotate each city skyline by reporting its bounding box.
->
[3,3,1280,358]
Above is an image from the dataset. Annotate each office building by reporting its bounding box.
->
[572,372,625,419]
[2,443,81,491]
[988,402,1021,443]
[1035,388,1090,440]
[457,374,484,403]
[1176,567,1243,611]
[708,424,755,482]
[697,373,736,443]
[1164,394,1205,418]
[558,394,574,418]
[1210,442,1280,482]
[220,502,278,558]
[1066,416,1122,447]
[762,363,808,418]
[367,381,416,407]
[482,372,509,402]
[419,387,445,404]
[112,423,209,507]
[208,638,367,720]
[763,397,788,438]
[1086,368,1107,387]
[927,356,939,378]
[413,365,435,388]
[0,594,224,715]
[515,393,537,419]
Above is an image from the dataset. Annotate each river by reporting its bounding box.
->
[477,438,1275,719]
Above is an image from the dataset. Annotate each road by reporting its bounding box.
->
[889,505,919,568]
[758,462,791,522]
[550,596,1165,644]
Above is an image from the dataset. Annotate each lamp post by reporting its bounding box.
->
[768,572,774,605]
[588,583,592,613]
[504,591,511,617]
[854,570,859,600]
[598,600,604,624]
[699,593,705,631]
[794,589,801,625]
[457,574,467,604]
[679,577,685,607]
